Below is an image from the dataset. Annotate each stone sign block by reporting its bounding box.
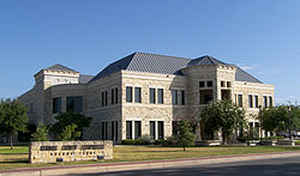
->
[29,140,113,164]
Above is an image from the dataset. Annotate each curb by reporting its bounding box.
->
[1,151,300,176]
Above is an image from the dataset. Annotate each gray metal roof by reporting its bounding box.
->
[46,64,79,73]
[90,52,263,84]
[79,74,94,84]
[188,55,228,66]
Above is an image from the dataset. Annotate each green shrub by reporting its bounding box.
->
[121,139,136,145]
[153,139,166,145]
[140,135,153,145]
[164,136,178,146]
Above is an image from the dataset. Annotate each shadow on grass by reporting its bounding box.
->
[0,160,29,164]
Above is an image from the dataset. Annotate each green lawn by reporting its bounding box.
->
[1,145,300,171]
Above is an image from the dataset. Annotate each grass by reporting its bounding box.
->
[1,145,300,171]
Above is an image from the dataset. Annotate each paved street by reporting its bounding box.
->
[63,156,300,176]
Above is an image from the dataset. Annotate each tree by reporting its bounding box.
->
[199,100,246,144]
[175,120,196,151]
[0,99,28,149]
[58,124,81,141]
[50,112,92,140]
[31,124,49,141]
[259,105,300,139]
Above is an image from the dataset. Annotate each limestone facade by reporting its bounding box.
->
[19,53,275,143]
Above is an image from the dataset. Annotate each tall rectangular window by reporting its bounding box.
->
[150,121,156,140]
[126,87,133,102]
[255,96,259,108]
[158,121,164,139]
[115,121,118,141]
[111,89,115,105]
[264,96,268,108]
[101,122,105,140]
[135,87,142,103]
[172,90,178,105]
[181,90,185,105]
[111,121,115,140]
[126,121,132,139]
[67,96,83,113]
[238,95,243,107]
[150,88,156,104]
[248,95,253,108]
[105,122,108,140]
[135,121,142,139]
[269,96,273,107]
[52,97,62,113]
[105,91,108,106]
[101,92,105,107]
[158,88,164,104]
[115,88,118,104]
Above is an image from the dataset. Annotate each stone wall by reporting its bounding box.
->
[29,140,113,164]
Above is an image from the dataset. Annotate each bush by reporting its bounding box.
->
[153,139,166,145]
[164,136,178,146]
[263,136,284,141]
[140,135,153,145]
[121,139,136,145]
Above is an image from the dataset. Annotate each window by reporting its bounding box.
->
[150,88,156,104]
[269,96,273,107]
[227,82,232,88]
[115,121,118,141]
[172,90,178,105]
[52,97,62,113]
[150,121,156,140]
[199,81,205,88]
[126,121,132,139]
[158,89,164,104]
[101,92,105,107]
[101,122,105,140]
[181,90,185,105]
[67,96,83,113]
[238,95,243,107]
[115,88,118,104]
[207,81,213,87]
[255,96,259,108]
[30,103,34,113]
[135,121,142,139]
[126,87,133,102]
[158,121,164,139]
[264,96,268,108]
[221,81,225,87]
[172,121,178,136]
[111,121,115,140]
[111,89,115,105]
[135,87,142,103]
[248,95,253,108]
[200,90,213,104]
[105,91,108,106]
[105,122,108,140]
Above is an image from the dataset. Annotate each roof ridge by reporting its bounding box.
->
[134,52,191,61]
[45,64,79,73]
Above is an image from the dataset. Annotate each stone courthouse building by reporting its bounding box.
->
[19,52,274,143]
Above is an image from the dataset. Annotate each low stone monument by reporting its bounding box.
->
[29,140,113,164]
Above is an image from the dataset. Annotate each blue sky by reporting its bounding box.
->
[0,0,299,104]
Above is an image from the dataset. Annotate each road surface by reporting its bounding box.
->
[63,156,300,176]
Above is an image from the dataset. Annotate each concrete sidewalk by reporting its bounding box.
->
[1,152,300,176]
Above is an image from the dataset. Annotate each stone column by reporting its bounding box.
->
[155,121,158,140]
[132,121,135,139]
